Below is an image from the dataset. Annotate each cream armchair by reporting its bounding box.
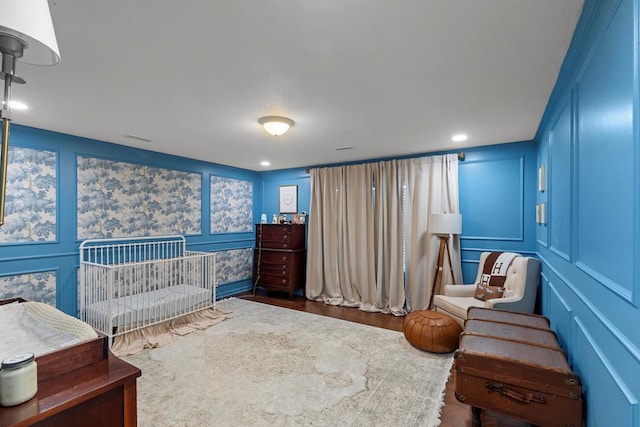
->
[433,252,541,327]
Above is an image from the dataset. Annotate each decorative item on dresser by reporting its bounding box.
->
[253,223,306,297]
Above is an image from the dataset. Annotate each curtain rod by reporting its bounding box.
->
[304,152,465,173]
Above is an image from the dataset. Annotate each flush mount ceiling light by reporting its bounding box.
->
[259,116,294,136]
[452,133,468,142]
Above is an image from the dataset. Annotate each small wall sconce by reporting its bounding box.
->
[536,203,546,224]
[538,165,546,193]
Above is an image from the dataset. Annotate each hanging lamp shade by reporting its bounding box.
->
[0,0,61,228]
[0,0,60,65]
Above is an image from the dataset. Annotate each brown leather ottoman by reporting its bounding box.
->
[403,310,461,353]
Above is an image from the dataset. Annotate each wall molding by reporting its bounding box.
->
[575,261,635,305]
[0,251,78,263]
[570,0,638,308]
[634,0,640,316]
[188,238,254,247]
[461,156,525,242]
[575,0,625,83]
[574,317,639,424]
[461,247,536,256]
[539,253,640,365]
[547,90,573,263]
[216,280,253,299]
[545,275,574,361]
[0,239,61,248]
[0,267,59,279]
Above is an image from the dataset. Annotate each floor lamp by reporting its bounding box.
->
[428,213,462,309]
[0,0,60,227]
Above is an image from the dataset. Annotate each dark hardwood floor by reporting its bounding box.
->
[239,290,532,427]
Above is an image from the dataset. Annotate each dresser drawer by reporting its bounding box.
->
[256,251,293,264]
[256,271,291,286]
[258,238,295,250]
[254,261,289,276]
[258,224,293,239]
[255,224,305,250]
[253,251,291,277]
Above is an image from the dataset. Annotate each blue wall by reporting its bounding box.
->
[1,125,261,314]
[258,168,311,224]
[3,2,634,422]
[260,141,539,285]
[536,0,640,424]
[458,142,538,282]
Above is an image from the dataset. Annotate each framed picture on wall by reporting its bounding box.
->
[279,185,298,214]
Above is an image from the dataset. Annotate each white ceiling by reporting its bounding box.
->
[10,0,584,171]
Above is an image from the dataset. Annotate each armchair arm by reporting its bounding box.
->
[443,284,476,297]
[485,295,526,311]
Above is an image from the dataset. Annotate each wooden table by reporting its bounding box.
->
[0,298,141,427]
[0,354,140,427]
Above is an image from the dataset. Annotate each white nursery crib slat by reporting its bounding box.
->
[79,235,216,346]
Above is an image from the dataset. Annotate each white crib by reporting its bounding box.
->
[79,235,216,345]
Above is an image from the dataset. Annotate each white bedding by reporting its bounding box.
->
[0,301,99,362]
[84,284,211,330]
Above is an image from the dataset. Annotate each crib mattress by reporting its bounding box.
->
[84,284,212,330]
[0,301,99,362]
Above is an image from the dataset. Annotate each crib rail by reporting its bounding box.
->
[79,235,216,346]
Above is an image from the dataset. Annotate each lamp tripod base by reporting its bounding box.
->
[428,235,456,309]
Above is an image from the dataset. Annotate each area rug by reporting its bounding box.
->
[123,298,454,427]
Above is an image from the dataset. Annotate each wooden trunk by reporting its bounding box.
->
[466,307,551,330]
[462,318,562,351]
[455,332,582,427]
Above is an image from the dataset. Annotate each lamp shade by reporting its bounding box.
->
[0,0,60,65]
[429,213,462,235]
[259,116,294,136]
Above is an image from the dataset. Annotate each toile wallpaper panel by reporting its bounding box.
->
[0,271,57,306]
[0,147,56,243]
[77,156,202,239]
[216,248,253,284]
[210,176,253,233]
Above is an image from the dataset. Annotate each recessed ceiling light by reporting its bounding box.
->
[452,134,468,142]
[2,100,28,110]
[260,161,271,166]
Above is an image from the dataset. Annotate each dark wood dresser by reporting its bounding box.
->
[253,224,306,297]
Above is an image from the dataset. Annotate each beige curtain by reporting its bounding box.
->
[373,160,406,314]
[306,154,460,314]
[306,164,379,309]
[404,154,462,311]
